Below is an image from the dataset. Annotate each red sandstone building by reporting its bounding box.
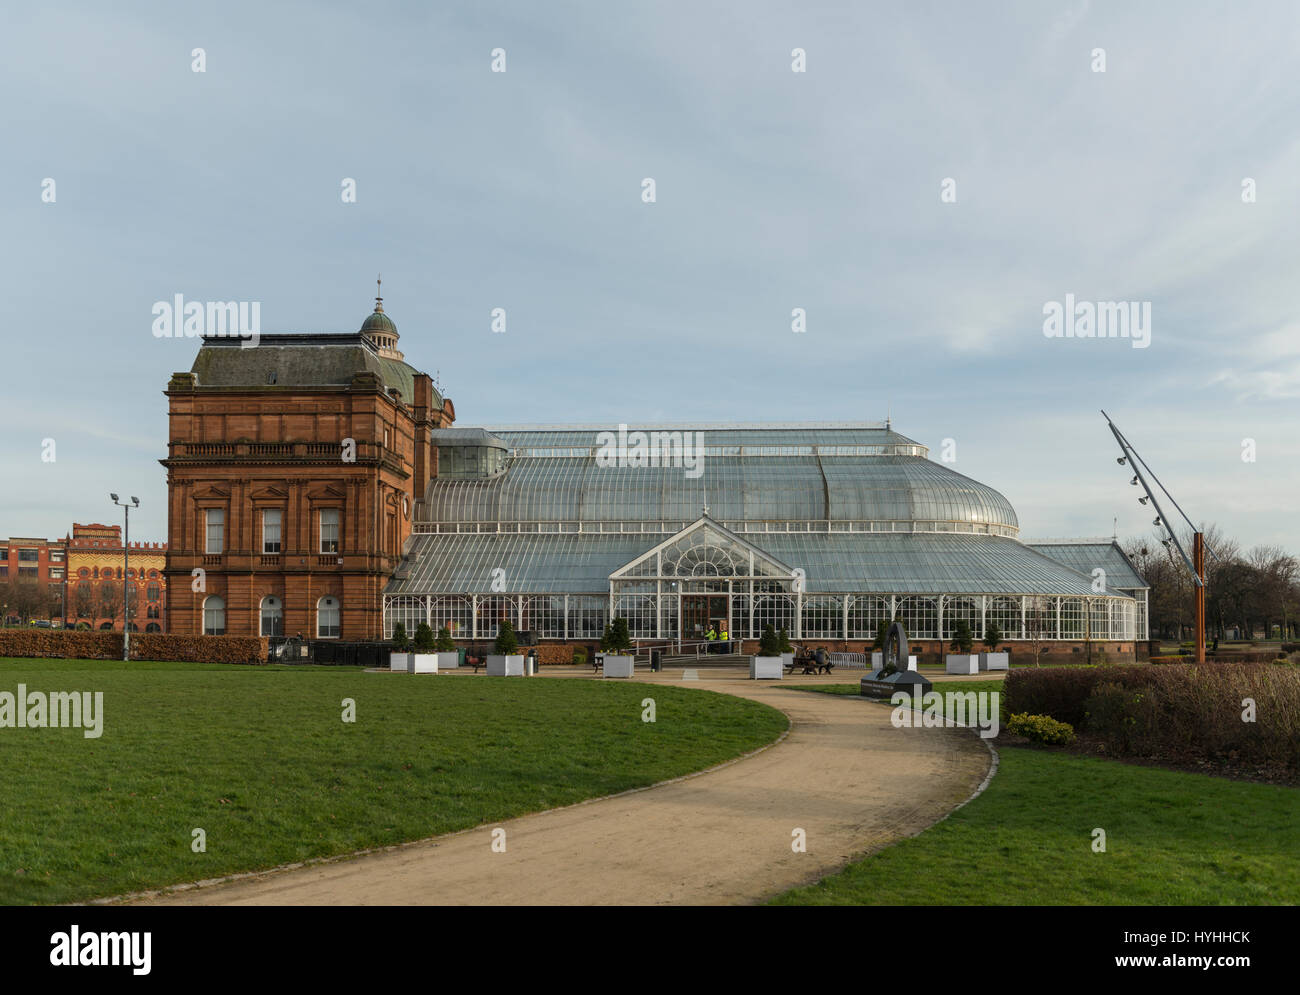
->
[0,536,67,623]
[161,292,454,639]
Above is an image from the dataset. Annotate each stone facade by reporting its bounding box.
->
[67,523,167,631]
[161,299,453,640]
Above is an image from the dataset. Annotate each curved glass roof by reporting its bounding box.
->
[420,424,1018,531]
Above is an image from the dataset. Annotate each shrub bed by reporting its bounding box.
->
[1006,713,1075,745]
[1005,663,1300,773]
[0,629,268,665]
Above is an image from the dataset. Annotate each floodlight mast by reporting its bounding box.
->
[1106,415,1219,563]
[1101,411,1207,663]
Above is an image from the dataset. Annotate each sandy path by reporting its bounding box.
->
[129,679,990,906]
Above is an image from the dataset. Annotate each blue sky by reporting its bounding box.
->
[3,1,1298,549]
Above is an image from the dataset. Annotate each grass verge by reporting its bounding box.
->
[0,658,787,904]
[771,745,1300,905]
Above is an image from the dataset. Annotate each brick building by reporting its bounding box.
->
[161,292,454,640]
[0,536,67,623]
[66,523,168,632]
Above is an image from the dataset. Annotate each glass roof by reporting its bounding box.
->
[420,450,1019,531]
[387,527,1108,597]
[1026,542,1148,589]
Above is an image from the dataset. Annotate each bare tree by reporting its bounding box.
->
[74,583,93,619]
[1024,595,1054,667]
[0,578,47,622]
[99,585,122,628]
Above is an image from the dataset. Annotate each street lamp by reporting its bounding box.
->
[110,494,139,661]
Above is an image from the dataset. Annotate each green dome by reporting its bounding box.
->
[360,309,397,335]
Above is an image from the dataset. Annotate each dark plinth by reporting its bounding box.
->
[860,668,933,698]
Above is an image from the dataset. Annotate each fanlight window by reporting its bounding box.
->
[614,520,794,582]
[663,535,748,577]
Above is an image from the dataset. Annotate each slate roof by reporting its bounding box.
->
[189,333,437,406]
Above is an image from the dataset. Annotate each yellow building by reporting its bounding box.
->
[67,523,168,631]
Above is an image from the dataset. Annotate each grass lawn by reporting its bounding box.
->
[0,658,787,905]
[772,745,1300,905]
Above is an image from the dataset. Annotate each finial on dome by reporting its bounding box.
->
[375,274,383,313]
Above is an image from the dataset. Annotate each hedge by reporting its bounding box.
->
[0,629,268,665]
[1005,663,1300,773]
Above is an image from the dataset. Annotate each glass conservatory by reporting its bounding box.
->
[384,423,1147,643]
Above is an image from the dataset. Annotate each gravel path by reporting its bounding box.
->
[129,678,990,906]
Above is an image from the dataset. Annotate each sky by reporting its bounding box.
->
[3,1,1298,551]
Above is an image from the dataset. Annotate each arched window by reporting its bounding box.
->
[147,604,160,619]
[147,583,160,601]
[203,595,226,636]
[260,596,283,637]
[98,621,113,630]
[145,622,161,633]
[317,596,340,638]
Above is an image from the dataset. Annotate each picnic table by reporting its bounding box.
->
[785,650,834,675]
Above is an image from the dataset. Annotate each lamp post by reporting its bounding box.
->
[110,494,139,662]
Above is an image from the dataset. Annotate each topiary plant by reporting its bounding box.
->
[391,622,409,651]
[413,622,434,653]
[777,627,793,654]
[607,616,632,653]
[759,624,781,657]
[983,623,1002,653]
[494,620,518,656]
[873,618,890,652]
[434,626,456,652]
[950,619,974,654]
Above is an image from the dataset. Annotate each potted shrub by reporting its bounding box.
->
[981,623,1008,671]
[411,621,439,673]
[487,620,525,676]
[871,618,889,669]
[777,627,795,672]
[751,624,783,680]
[390,622,412,673]
[601,615,635,678]
[945,619,979,675]
[432,625,459,670]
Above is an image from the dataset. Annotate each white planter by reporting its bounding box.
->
[906,655,918,671]
[389,652,411,673]
[433,652,459,670]
[781,652,794,670]
[411,653,439,674]
[980,652,1009,671]
[487,654,525,676]
[603,654,635,678]
[945,654,980,675]
[750,656,784,680]
[872,651,882,668]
